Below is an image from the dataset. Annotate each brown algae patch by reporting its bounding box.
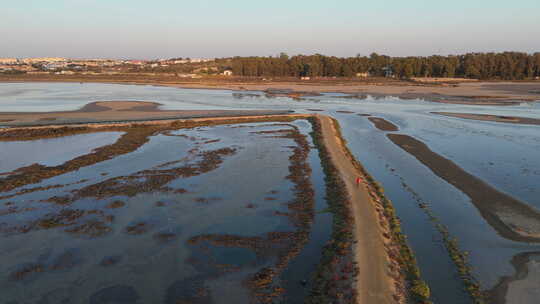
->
[105,200,126,209]
[186,123,317,303]
[9,263,45,281]
[125,222,154,235]
[0,115,303,194]
[48,147,236,203]
[0,126,155,193]
[153,232,178,243]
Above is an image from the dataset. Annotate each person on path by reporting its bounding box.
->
[356,177,362,186]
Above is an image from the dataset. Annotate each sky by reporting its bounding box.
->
[1,0,539,59]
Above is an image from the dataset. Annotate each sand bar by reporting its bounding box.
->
[0,101,292,127]
[433,112,540,126]
[1,76,539,104]
[388,133,540,242]
[367,117,399,131]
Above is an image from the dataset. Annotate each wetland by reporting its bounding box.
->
[1,82,540,304]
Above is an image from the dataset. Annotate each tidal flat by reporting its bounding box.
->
[0,119,344,304]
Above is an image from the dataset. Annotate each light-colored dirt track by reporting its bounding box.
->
[317,115,395,304]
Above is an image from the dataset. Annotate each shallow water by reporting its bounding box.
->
[0,120,331,304]
[0,132,123,173]
[1,82,540,303]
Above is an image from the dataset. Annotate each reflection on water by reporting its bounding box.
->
[0,121,331,304]
[0,132,123,173]
[1,82,540,303]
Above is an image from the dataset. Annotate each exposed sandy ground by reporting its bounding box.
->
[0,113,312,136]
[367,117,400,131]
[0,101,292,127]
[505,259,540,304]
[2,76,539,104]
[388,133,540,242]
[317,115,396,304]
[170,81,540,104]
[489,252,540,304]
[433,112,540,126]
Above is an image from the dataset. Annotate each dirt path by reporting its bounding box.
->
[317,115,395,304]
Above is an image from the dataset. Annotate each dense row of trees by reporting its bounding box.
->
[218,52,540,80]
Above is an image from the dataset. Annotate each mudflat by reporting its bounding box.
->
[2,75,540,104]
[433,112,540,126]
[367,117,399,131]
[0,101,292,127]
[387,133,540,242]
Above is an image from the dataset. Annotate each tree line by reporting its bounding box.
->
[216,52,540,80]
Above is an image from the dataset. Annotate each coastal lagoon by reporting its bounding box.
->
[1,82,540,303]
[0,119,335,303]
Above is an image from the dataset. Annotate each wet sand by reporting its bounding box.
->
[387,133,540,242]
[147,81,540,105]
[367,117,399,131]
[0,101,293,127]
[0,111,402,303]
[488,252,540,304]
[167,81,540,105]
[433,112,540,126]
[1,76,539,104]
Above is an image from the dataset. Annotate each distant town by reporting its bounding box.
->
[0,57,227,78]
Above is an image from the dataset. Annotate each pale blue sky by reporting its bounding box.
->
[1,0,539,59]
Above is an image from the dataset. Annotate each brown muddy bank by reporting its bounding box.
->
[387,133,540,242]
[0,115,308,193]
[263,89,322,101]
[185,123,320,303]
[3,75,539,104]
[433,112,540,126]
[0,100,293,127]
[368,117,400,131]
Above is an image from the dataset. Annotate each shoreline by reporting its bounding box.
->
[0,101,293,127]
[367,117,400,131]
[488,251,540,304]
[433,112,540,126]
[1,77,539,105]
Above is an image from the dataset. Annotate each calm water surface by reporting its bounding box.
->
[0,120,330,303]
